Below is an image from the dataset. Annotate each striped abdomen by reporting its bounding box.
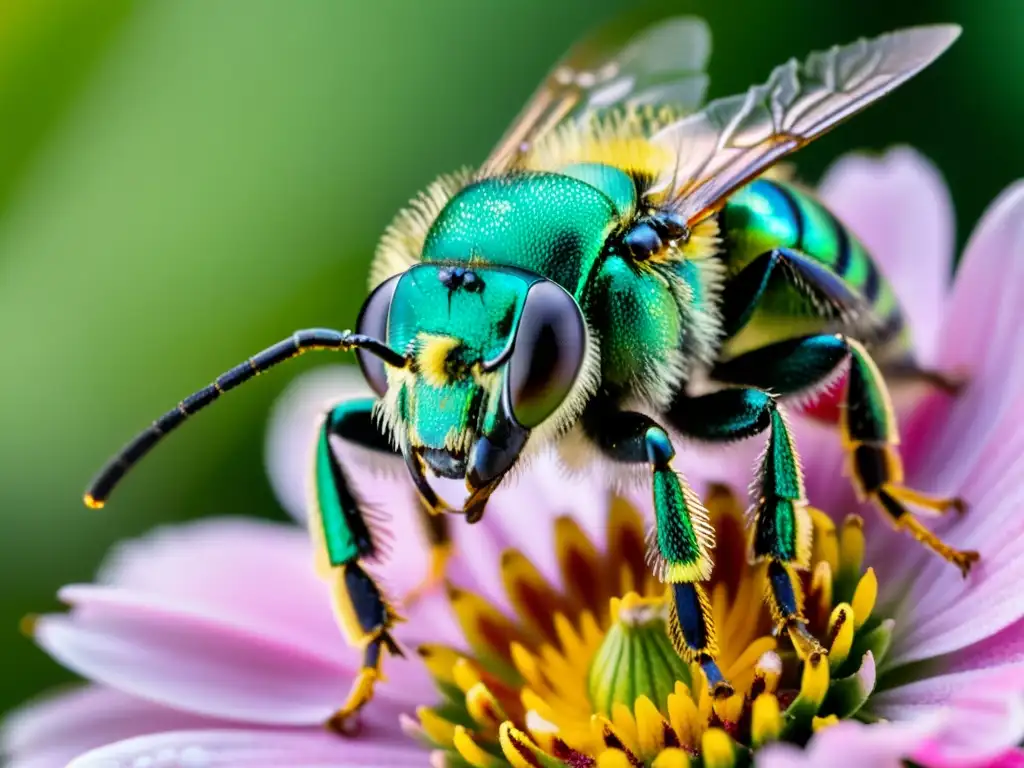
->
[719,178,904,348]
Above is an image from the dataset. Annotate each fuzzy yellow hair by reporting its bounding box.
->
[369,168,474,289]
[523,104,681,182]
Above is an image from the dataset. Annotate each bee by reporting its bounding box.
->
[86,14,972,725]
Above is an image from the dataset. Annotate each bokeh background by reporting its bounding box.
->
[1,0,1021,720]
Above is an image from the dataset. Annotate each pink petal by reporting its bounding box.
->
[912,182,1024,494]
[97,517,343,661]
[872,665,1024,767]
[66,729,424,768]
[818,147,955,366]
[757,717,941,768]
[2,686,229,768]
[35,585,432,725]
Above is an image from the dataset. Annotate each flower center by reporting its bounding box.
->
[407,488,888,767]
[587,594,689,716]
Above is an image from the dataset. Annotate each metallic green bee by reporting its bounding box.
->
[86,16,973,726]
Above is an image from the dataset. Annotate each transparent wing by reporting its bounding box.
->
[651,25,961,224]
[480,12,711,177]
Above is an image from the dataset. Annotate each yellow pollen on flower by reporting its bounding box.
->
[413,490,891,766]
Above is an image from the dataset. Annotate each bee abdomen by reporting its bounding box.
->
[720,178,903,340]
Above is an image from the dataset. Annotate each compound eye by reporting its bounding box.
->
[505,281,586,428]
[355,275,400,396]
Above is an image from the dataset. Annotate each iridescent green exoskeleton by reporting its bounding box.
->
[86,15,974,725]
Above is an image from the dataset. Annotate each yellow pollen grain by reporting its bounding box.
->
[852,567,878,630]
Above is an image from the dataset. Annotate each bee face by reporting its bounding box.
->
[356,263,589,486]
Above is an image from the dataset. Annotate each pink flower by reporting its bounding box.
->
[5,148,1024,768]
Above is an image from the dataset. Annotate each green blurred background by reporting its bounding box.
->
[1,0,1020,718]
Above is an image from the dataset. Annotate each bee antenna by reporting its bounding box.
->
[84,328,407,509]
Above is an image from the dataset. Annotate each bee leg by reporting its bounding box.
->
[319,398,455,605]
[666,389,824,660]
[718,247,871,341]
[712,335,978,577]
[313,399,406,727]
[403,504,452,608]
[840,339,978,576]
[325,561,403,733]
[583,404,727,696]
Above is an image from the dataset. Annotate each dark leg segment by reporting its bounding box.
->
[314,398,447,727]
[713,334,978,576]
[718,247,870,340]
[583,405,727,693]
[666,389,824,658]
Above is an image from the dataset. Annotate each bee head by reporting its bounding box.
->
[355,263,595,497]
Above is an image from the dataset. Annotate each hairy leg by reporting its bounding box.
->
[582,403,728,694]
[714,335,978,576]
[667,389,825,658]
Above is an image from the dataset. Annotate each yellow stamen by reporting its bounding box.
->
[498,723,550,768]
[809,507,839,572]
[751,693,782,747]
[634,695,668,757]
[466,682,506,729]
[418,644,462,686]
[754,651,783,695]
[417,706,457,745]
[701,728,737,768]
[666,685,703,750]
[453,725,503,768]
[592,714,640,758]
[652,748,692,768]
[852,568,878,630]
[412,488,889,767]
[712,692,745,726]
[597,750,635,768]
[839,514,866,579]
[452,658,483,693]
[810,560,834,622]
[828,603,855,672]
[787,653,831,728]
[813,714,840,732]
